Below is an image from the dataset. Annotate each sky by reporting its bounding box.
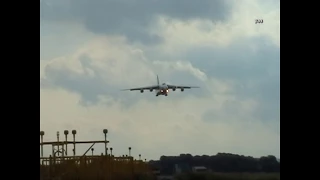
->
[40,0,280,161]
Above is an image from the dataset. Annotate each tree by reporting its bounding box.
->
[149,153,280,175]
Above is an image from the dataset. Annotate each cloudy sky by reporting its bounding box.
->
[40,0,280,160]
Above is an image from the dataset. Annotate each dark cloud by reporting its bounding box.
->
[177,37,280,123]
[41,37,279,124]
[41,55,119,105]
[41,56,210,108]
[40,0,230,44]
[40,0,280,158]
[40,0,279,125]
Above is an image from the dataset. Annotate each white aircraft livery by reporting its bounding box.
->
[122,75,199,96]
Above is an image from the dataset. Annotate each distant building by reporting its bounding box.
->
[175,164,209,174]
[192,166,207,173]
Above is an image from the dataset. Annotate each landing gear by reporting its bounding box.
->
[165,94,167,96]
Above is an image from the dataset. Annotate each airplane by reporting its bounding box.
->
[122,75,199,96]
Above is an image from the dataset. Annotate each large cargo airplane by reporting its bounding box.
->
[122,75,199,96]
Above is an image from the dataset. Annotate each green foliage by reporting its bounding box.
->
[150,153,280,174]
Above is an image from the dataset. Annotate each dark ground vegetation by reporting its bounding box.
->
[148,153,280,180]
[174,172,280,180]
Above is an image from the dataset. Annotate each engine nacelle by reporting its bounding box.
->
[140,90,144,93]
[150,89,153,92]
[181,88,184,92]
[173,88,176,91]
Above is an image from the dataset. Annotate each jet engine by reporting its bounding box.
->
[181,88,184,92]
[140,90,144,93]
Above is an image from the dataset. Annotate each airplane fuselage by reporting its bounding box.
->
[123,75,198,96]
[156,84,169,96]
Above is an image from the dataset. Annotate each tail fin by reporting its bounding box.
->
[157,75,160,86]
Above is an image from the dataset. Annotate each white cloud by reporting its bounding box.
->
[41,35,156,86]
[40,86,278,159]
[40,0,280,160]
[150,0,279,54]
[153,61,208,81]
[40,22,95,60]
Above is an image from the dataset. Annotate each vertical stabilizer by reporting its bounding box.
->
[157,75,160,86]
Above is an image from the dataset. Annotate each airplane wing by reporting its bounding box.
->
[121,85,159,91]
[167,84,199,89]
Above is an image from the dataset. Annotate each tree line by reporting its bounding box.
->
[148,153,280,175]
